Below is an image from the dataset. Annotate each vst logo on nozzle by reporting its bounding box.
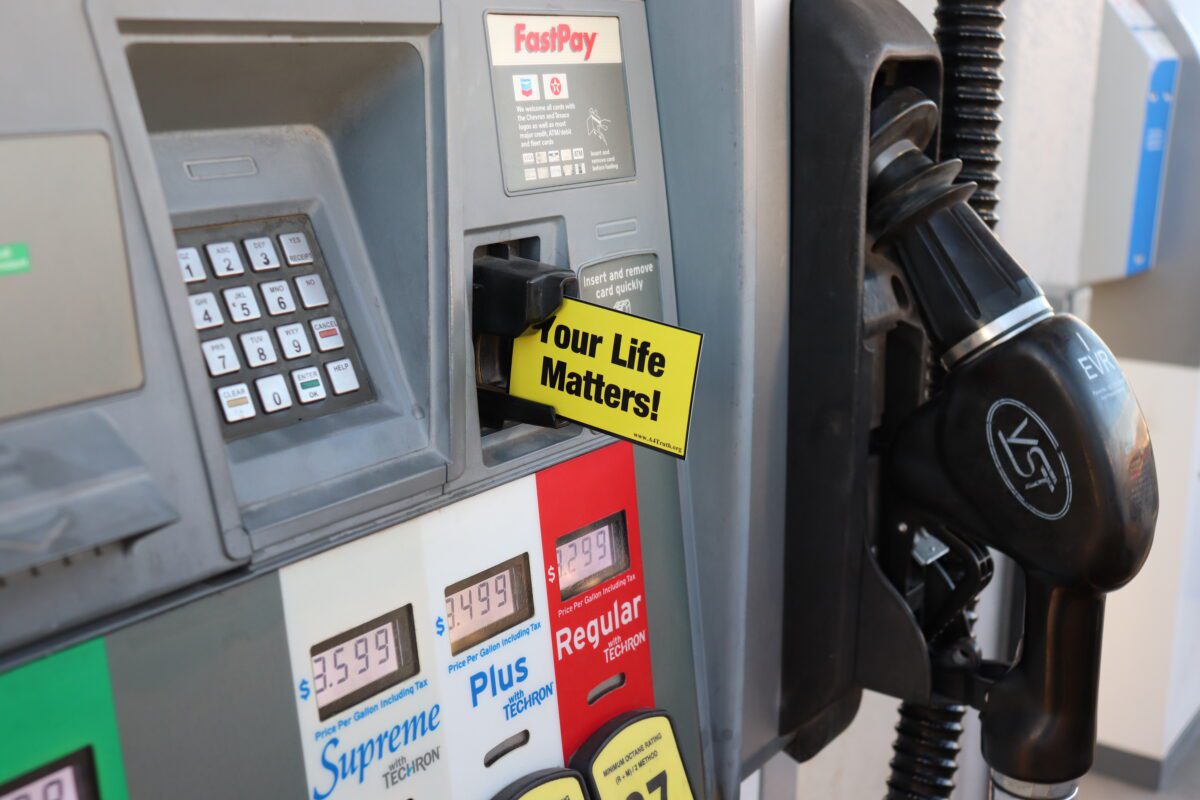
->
[513,22,598,60]
[986,398,1073,521]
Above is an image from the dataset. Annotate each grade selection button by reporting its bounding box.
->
[189,292,224,330]
[255,373,293,413]
[571,709,695,800]
[296,274,330,309]
[310,316,344,351]
[177,247,205,283]
[291,367,327,404]
[216,383,256,423]
[490,769,589,800]
[325,358,360,395]
[201,337,240,377]
[240,330,278,368]
[206,241,245,277]
[280,231,314,266]
[223,285,262,323]
[276,323,312,360]
[244,236,282,271]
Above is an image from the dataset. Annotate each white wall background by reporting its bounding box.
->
[1099,358,1200,759]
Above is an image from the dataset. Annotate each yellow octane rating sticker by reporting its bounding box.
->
[509,299,702,458]
[516,777,588,800]
[588,716,694,800]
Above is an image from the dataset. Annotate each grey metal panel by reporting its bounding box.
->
[645,0,793,793]
[0,0,237,655]
[0,413,176,577]
[636,447,706,791]
[107,573,309,800]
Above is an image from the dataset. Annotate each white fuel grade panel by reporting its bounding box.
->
[420,477,564,796]
[280,522,451,800]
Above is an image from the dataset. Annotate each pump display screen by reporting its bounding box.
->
[444,553,534,655]
[309,605,418,720]
[0,749,97,800]
[556,511,630,600]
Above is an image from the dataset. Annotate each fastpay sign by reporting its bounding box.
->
[509,299,702,457]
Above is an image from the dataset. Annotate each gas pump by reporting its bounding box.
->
[0,0,1160,798]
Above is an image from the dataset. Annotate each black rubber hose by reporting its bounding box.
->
[934,0,1005,228]
[881,3,1006,798]
[885,702,967,799]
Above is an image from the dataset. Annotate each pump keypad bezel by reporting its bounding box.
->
[176,215,373,440]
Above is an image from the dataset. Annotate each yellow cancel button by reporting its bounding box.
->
[571,709,695,800]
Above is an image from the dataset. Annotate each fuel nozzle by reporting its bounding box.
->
[868,88,1053,368]
[869,89,1159,794]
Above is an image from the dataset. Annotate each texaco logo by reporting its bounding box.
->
[986,399,1073,520]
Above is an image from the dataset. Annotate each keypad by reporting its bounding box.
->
[175,215,373,440]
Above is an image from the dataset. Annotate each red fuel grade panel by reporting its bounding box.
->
[536,442,655,762]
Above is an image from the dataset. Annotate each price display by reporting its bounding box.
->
[556,511,630,600]
[0,750,96,800]
[309,605,419,721]
[444,553,534,655]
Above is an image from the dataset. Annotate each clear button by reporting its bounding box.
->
[216,384,256,423]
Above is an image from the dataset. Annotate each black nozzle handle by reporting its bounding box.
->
[982,575,1104,783]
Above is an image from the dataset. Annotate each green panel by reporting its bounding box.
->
[0,639,129,799]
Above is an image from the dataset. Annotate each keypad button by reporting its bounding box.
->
[206,242,245,277]
[239,330,278,368]
[244,237,282,271]
[326,359,361,395]
[201,337,240,377]
[177,247,205,284]
[255,374,293,413]
[260,280,297,316]
[189,292,224,330]
[280,231,314,265]
[291,367,327,404]
[222,286,262,323]
[310,316,345,351]
[295,274,330,308]
[216,384,256,423]
[276,323,312,360]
